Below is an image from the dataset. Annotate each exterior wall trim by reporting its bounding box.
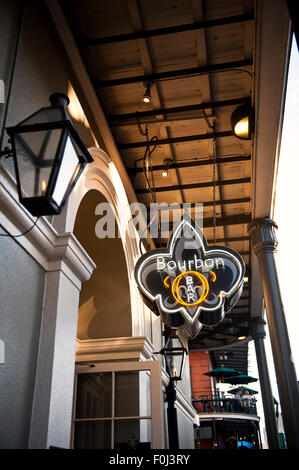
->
[76,336,155,362]
[175,387,198,423]
[0,164,96,284]
[249,0,291,320]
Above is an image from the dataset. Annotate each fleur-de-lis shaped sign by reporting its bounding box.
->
[134,214,245,338]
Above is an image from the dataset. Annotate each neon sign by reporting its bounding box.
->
[134,214,245,338]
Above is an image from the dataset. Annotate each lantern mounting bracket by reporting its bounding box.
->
[0,146,13,160]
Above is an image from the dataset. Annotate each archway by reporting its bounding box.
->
[74,189,132,339]
[52,146,148,338]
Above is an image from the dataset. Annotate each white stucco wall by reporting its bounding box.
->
[176,407,195,449]
[0,227,45,448]
[0,0,97,448]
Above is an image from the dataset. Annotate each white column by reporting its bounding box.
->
[29,234,95,449]
[248,218,299,448]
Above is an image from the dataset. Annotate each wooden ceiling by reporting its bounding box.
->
[60,0,255,350]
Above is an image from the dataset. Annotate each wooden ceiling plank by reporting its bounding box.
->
[95,58,253,87]
[107,96,251,122]
[78,12,254,46]
[192,0,226,242]
[110,114,217,128]
[159,213,251,230]
[130,154,251,174]
[136,176,250,194]
[119,129,234,148]
[126,0,185,204]
[144,197,250,210]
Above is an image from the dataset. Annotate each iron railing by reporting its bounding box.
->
[192,393,257,416]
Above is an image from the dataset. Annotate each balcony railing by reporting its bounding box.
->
[192,393,257,416]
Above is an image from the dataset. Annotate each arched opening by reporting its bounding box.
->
[74,189,132,339]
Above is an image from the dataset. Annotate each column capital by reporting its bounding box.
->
[250,317,267,340]
[248,218,278,255]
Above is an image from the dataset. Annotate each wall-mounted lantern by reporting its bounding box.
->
[2,92,93,216]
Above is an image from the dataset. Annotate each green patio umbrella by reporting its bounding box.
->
[224,373,258,385]
[204,366,242,378]
[228,386,258,395]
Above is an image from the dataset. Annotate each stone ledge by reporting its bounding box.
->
[76,336,155,362]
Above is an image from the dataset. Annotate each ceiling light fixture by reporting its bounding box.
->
[141,80,154,104]
[161,158,173,177]
[231,103,253,140]
[237,335,247,341]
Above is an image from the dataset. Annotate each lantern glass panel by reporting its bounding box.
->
[14,128,63,198]
[52,136,82,206]
[19,107,65,126]
[164,352,180,379]
[164,337,185,380]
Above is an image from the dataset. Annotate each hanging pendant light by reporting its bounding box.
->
[141,80,154,104]
[161,158,173,177]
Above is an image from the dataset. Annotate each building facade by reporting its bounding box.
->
[189,350,261,449]
[1,0,298,450]
[0,0,197,449]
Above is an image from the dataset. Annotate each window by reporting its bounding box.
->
[72,361,163,449]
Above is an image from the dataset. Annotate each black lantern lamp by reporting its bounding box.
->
[231,103,253,140]
[5,93,93,216]
[160,330,188,381]
[156,329,188,449]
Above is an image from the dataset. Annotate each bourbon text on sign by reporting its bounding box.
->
[134,215,245,338]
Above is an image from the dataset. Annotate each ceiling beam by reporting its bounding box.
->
[144,197,251,209]
[203,214,251,227]
[208,236,250,243]
[130,155,251,175]
[232,305,250,310]
[192,0,226,246]
[78,12,254,46]
[159,213,251,229]
[107,97,250,122]
[135,177,250,194]
[126,0,186,205]
[110,115,218,128]
[95,59,253,87]
[159,240,250,248]
[120,130,235,149]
